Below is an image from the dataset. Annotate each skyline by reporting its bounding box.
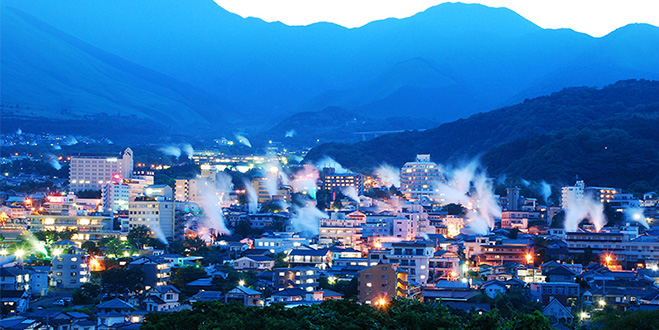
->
[214,0,659,37]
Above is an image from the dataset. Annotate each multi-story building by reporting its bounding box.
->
[609,194,640,213]
[478,243,533,266]
[51,254,90,289]
[273,267,320,292]
[565,231,624,255]
[254,232,310,254]
[400,154,446,201]
[428,251,461,283]
[358,263,408,305]
[288,247,333,269]
[320,168,365,195]
[561,180,585,210]
[26,215,115,241]
[501,211,542,231]
[319,213,364,247]
[128,185,175,239]
[129,255,171,287]
[388,241,434,286]
[102,181,130,214]
[69,148,133,192]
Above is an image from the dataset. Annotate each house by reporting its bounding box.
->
[542,297,574,325]
[0,289,30,315]
[233,255,275,271]
[129,255,171,287]
[273,267,320,291]
[482,280,507,298]
[96,298,134,327]
[269,288,307,304]
[0,267,30,291]
[189,290,223,303]
[543,265,576,283]
[318,289,344,300]
[224,286,262,306]
[442,301,491,314]
[530,282,580,305]
[142,285,180,311]
[288,246,332,269]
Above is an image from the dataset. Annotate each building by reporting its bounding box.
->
[273,267,319,292]
[128,185,175,239]
[320,168,365,195]
[542,297,574,325]
[400,154,447,201]
[288,247,333,269]
[129,255,171,287]
[224,286,263,306]
[428,251,461,282]
[388,241,434,285]
[69,148,133,192]
[26,215,115,241]
[319,213,364,247]
[358,263,408,305]
[506,187,521,211]
[254,232,310,254]
[566,231,624,255]
[478,243,533,266]
[142,285,181,311]
[233,255,275,271]
[102,181,130,213]
[51,254,90,289]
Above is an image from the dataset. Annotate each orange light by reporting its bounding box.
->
[526,253,533,264]
[375,297,387,308]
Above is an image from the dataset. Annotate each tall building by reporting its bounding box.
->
[400,154,446,201]
[388,241,434,286]
[320,168,365,195]
[128,185,175,239]
[69,148,133,192]
[127,170,155,201]
[102,181,130,214]
[506,187,520,211]
[561,180,585,210]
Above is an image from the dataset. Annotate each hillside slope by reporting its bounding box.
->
[305,79,659,188]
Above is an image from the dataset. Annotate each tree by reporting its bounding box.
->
[443,203,466,216]
[128,225,151,249]
[101,267,145,296]
[81,241,99,255]
[172,267,207,292]
[72,282,101,305]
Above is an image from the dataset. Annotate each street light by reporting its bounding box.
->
[239,280,245,287]
[599,300,606,307]
[14,249,24,259]
[525,253,533,264]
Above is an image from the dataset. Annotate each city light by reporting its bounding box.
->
[239,280,245,286]
[0,249,8,256]
[14,249,25,258]
[599,300,606,307]
[375,297,387,308]
[525,253,533,264]
[53,249,62,257]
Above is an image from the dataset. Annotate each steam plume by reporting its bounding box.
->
[315,156,348,173]
[159,145,181,159]
[564,193,607,232]
[626,207,649,229]
[244,180,258,213]
[374,164,401,187]
[285,129,296,138]
[291,206,327,237]
[181,143,194,158]
[235,134,252,148]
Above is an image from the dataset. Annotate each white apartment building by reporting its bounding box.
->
[51,254,90,289]
[69,148,133,192]
[561,180,585,210]
[128,185,175,239]
[389,241,434,286]
[400,154,446,201]
[102,182,130,213]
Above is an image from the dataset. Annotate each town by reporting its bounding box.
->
[1,142,658,330]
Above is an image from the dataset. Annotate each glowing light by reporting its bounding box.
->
[375,297,387,308]
[605,254,612,266]
[450,271,457,278]
[53,249,62,257]
[526,253,533,264]
[599,300,606,307]
[239,280,245,286]
[14,249,25,258]
[0,249,8,256]
[374,241,382,248]
[652,265,659,272]
[580,312,589,319]
[461,278,468,283]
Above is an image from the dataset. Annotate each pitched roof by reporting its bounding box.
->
[186,277,214,287]
[544,265,576,276]
[289,248,329,257]
[97,298,134,310]
[52,239,77,246]
[271,288,307,297]
[228,286,262,296]
[191,290,223,301]
[238,255,275,262]
[143,295,166,304]
[149,285,181,294]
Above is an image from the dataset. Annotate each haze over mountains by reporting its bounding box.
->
[2,0,659,141]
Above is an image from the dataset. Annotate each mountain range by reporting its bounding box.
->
[305,79,659,189]
[2,1,659,142]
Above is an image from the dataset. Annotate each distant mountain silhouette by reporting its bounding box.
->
[2,1,659,136]
[305,79,659,189]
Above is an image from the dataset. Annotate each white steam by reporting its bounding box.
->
[244,180,258,213]
[540,181,552,204]
[159,145,181,159]
[197,178,231,239]
[291,165,319,198]
[53,145,62,150]
[626,207,649,229]
[16,128,22,135]
[374,164,401,188]
[45,154,62,170]
[291,206,327,237]
[181,143,194,158]
[564,193,607,232]
[235,134,252,148]
[316,156,348,173]
[435,161,500,235]
[342,186,360,203]
[285,129,296,138]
